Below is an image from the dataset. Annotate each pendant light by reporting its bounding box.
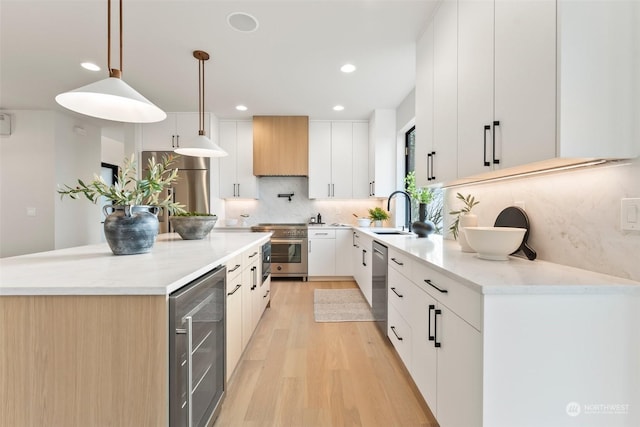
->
[55,0,166,123]
[175,50,228,158]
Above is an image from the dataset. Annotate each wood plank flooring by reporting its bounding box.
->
[213,280,438,427]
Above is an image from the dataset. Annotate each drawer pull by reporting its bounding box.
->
[248,251,258,258]
[227,284,241,296]
[425,279,448,294]
[228,264,241,273]
[434,309,442,348]
[315,232,329,236]
[390,326,403,341]
[263,290,270,298]
[391,287,404,298]
[391,257,404,266]
[428,304,435,341]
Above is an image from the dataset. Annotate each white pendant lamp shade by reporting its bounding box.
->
[175,133,228,158]
[55,76,167,123]
[176,50,228,158]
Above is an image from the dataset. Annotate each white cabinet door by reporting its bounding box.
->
[219,120,257,199]
[174,112,210,148]
[308,121,332,199]
[226,273,243,381]
[351,122,369,199]
[387,303,412,369]
[436,305,482,427]
[415,24,435,188]
[141,114,177,150]
[367,110,396,197]
[331,122,353,199]
[241,261,253,350]
[219,121,238,198]
[335,229,354,277]
[358,234,373,305]
[308,237,336,277]
[494,0,556,169]
[432,0,458,185]
[457,0,494,177]
[235,121,258,198]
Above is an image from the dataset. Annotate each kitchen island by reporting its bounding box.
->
[357,228,640,427]
[0,232,270,427]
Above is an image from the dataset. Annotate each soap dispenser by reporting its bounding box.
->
[317,213,322,224]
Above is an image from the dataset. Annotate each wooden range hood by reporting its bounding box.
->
[253,116,309,176]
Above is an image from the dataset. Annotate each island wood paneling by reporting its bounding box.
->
[253,116,309,176]
[0,295,167,427]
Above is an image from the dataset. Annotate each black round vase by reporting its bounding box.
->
[412,203,435,238]
[103,205,159,255]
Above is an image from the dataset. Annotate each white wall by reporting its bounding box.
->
[445,158,640,281]
[0,110,101,257]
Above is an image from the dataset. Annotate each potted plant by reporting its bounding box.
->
[404,171,434,221]
[170,212,218,240]
[368,207,390,227]
[448,192,480,252]
[58,154,185,255]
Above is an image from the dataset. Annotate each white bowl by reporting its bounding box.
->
[463,227,526,261]
[357,218,371,227]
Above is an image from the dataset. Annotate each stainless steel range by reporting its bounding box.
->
[251,223,308,280]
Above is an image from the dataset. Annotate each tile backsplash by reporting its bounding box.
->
[223,177,384,227]
[445,158,640,281]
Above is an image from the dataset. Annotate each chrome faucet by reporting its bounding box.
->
[387,190,412,232]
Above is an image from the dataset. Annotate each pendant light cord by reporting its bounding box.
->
[199,55,204,134]
[107,0,123,78]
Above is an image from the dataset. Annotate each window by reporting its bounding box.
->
[405,126,416,181]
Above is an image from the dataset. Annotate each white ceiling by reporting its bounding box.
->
[0,0,437,125]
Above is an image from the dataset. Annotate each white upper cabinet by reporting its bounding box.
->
[415,1,458,187]
[368,109,396,196]
[557,0,639,159]
[218,121,258,199]
[308,120,369,199]
[458,0,556,177]
[141,113,209,151]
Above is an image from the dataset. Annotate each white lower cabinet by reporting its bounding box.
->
[352,231,373,305]
[225,254,244,381]
[308,229,336,277]
[241,246,261,350]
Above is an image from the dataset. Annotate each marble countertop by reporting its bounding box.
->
[0,232,271,296]
[355,227,640,295]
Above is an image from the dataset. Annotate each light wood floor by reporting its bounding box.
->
[213,279,438,427]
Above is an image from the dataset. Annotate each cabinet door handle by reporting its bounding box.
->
[237,183,240,197]
[171,135,176,148]
[362,249,367,266]
[328,184,331,197]
[390,326,403,341]
[332,183,335,197]
[424,279,448,294]
[492,120,500,165]
[263,290,270,298]
[176,134,180,148]
[428,304,435,341]
[430,151,436,180]
[434,309,442,348]
[426,153,432,181]
[227,284,241,296]
[391,257,404,266]
[250,266,257,290]
[391,287,403,298]
[372,180,375,196]
[483,125,491,167]
[308,240,312,253]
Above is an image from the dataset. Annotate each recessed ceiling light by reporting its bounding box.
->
[81,62,100,71]
[227,12,259,32]
[340,63,356,73]
[333,105,345,111]
[236,105,248,111]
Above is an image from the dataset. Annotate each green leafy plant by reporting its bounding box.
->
[368,207,390,221]
[448,192,479,239]
[57,154,186,215]
[404,171,434,204]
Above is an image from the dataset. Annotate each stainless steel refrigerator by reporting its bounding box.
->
[142,151,210,233]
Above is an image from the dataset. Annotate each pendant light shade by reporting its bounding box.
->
[55,76,166,123]
[175,50,228,158]
[55,0,166,123]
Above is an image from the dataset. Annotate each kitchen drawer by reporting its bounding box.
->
[388,247,413,278]
[412,261,482,331]
[388,303,412,370]
[226,254,243,281]
[388,267,412,314]
[244,246,260,266]
[308,229,336,239]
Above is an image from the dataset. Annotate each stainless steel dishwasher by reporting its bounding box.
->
[372,241,388,337]
[169,265,226,427]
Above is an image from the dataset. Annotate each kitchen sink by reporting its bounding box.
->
[371,228,413,236]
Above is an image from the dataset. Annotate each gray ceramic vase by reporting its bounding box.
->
[102,205,159,255]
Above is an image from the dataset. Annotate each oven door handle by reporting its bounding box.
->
[271,239,305,245]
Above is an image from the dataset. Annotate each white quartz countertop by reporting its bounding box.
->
[356,227,640,295]
[0,232,271,296]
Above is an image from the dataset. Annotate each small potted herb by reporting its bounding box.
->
[368,207,390,227]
